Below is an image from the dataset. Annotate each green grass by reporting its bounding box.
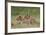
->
[11,6,40,28]
[11,6,40,16]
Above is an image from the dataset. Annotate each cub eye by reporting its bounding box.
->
[11,23,14,26]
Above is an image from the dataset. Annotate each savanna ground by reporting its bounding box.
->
[11,6,40,28]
